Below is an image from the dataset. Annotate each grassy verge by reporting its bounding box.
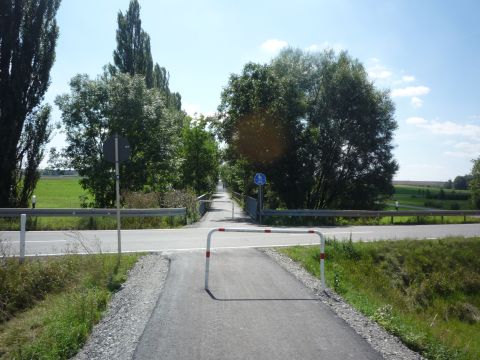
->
[0,251,140,359]
[263,215,480,227]
[279,237,480,360]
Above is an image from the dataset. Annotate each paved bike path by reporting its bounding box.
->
[134,250,382,359]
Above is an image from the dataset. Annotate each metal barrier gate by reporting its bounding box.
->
[204,227,326,291]
[198,200,235,219]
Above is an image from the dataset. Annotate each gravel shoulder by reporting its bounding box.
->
[72,248,424,360]
[262,248,424,360]
[73,254,169,360]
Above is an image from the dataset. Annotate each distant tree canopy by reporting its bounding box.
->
[0,0,60,207]
[469,157,480,209]
[453,175,470,190]
[112,0,181,110]
[218,49,398,209]
[179,117,220,195]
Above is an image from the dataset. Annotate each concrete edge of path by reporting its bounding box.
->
[261,248,425,360]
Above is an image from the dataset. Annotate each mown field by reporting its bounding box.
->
[390,185,473,210]
[280,237,480,360]
[0,177,186,231]
[0,251,140,359]
[32,176,89,208]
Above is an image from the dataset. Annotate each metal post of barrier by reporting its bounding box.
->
[205,227,325,292]
[20,214,26,263]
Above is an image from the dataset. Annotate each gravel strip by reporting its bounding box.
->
[74,254,169,360]
[261,248,425,360]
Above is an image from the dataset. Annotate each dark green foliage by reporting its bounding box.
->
[113,0,153,86]
[0,0,60,207]
[112,0,181,110]
[179,118,220,195]
[454,176,468,190]
[55,73,185,207]
[470,157,480,209]
[218,49,397,210]
[12,105,52,207]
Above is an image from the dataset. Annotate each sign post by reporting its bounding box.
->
[103,134,131,259]
[254,173,266,224]
[114,134,121,257]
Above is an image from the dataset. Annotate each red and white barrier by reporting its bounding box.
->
[204,227,326,291]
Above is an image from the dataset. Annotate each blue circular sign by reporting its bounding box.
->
[254,173,266,186]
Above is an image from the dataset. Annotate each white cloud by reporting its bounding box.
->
[406,117,427,125]
[183,103,215,118]
[445,142,480,158]
[260,39,288,53]
[392,86,431,97]
[367,58,392,80]
[306,42,344,53]
[406,117,480,138]
[469,114,480,120]
[402,75,415,82]
[411,96,423,108]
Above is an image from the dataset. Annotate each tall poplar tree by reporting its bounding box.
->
[0,0,60,207]
[113,0,153,87]
[113,0,181,109]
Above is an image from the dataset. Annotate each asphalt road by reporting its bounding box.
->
[1,186,479,256]
[133,249,382,360]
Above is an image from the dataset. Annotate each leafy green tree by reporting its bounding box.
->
[113,0,153,86]
[453,175,468,190]
[56,73,184,207]
[218,49,398,209]
[470,157,480,209]
[179,118,219,195]
[112,0,181,110]
[0,0,60,207]
[444,179,453,189]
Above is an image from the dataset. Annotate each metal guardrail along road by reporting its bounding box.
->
[204,227,325,291]
[0,208,186,217]
[261,209,480,218]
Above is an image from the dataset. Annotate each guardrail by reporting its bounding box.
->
[261,209,480,222]
[2,207,186,263]
[204,227,325,291]
[0,208,186,217]
[245,196,258,220]
[197,194,210,216]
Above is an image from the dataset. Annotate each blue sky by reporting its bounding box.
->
[44,0,480,181]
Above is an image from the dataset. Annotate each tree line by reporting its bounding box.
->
[1,0,219,208]
[2,0,479,211]
[217,49,398,210]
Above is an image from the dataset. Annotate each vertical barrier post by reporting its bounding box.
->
[318,231,326,291]
[232,202,234,220]
[20,214,26,263]
[205,228,216,290]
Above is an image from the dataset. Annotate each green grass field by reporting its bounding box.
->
[33,176,89,208]
[391,185,473,210]
[280,237,480,360]
[0,177,185,230]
